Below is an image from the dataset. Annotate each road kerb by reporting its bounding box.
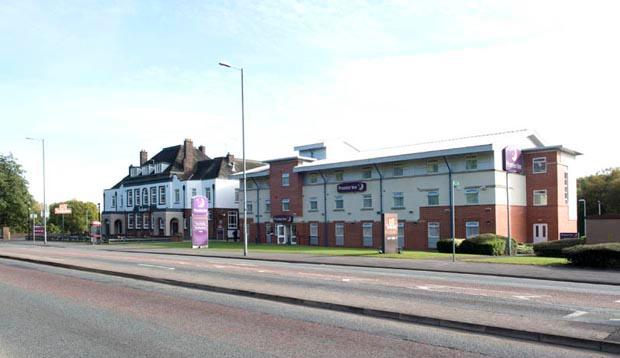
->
[1,253,618,354]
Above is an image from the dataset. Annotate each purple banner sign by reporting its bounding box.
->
[337,181,367,193]
[560,232,579,240]
[503,146,523,173]
[191,195,209,248]
[273,215,294,223]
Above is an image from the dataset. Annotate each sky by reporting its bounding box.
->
[1,0,619,206]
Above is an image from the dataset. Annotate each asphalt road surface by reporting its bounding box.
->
[0,258,613,357]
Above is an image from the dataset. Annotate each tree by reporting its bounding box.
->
[48,200,99,234]
[577,168,620,235]
[0,154,33,232]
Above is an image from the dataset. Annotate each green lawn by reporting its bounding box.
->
[463,256,568,266]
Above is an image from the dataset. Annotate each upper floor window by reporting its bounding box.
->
[465,188,480,205]
[334,195,344,210]
[361,167,372,179]
[309,197,318,211]
[427,160,439,174]
[246,201,253,214]
[142,188,149,205]
[533,157,547,174]
[465,156,478,170]
[191,188,197,197]
[265,199,271,213]
[309,174,318,184]
[533,189,548,206]
[234,189,240,203]
[174,189,180,204]
[392,192,405,208]
[393,164,404,177]
[281,199,290,211]
[427,191,439,206]
[205,188,211,204]
[159,186,166,205]
[135,189,141,206]
[362,194,372,209]
[282,173,290,187]
[150,187,157,205]
[127,190,133,207]
[111,194,116,208]
[335,171,344,182]
[564,172,569,204]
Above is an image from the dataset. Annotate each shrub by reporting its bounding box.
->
[436,239,464,253]
[533,238,585,257]
[517,243,534,255]
[458,234,518,256]
[563,243,620,269]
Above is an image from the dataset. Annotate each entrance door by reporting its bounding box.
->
[533,223,548,243]
[276,224,287,245]
[290,224,297,245]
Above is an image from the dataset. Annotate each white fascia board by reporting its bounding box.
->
[522,145,582,156]
[293,144,494,173]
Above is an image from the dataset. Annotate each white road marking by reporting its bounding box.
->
[513,295,542,301]
[417,286,431,290]
[616,300,620,303]
[214,265,226,268]
[610,319,620,321]
[258,270,266,273]
[563,310,588,319]
[342,278,351,282]
[137,264,175,270]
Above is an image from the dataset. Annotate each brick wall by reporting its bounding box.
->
[268,159,304,218]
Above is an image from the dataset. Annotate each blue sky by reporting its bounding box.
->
[1,1,619,205]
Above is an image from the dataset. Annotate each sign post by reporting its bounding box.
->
[383,213,399,254]
[503,147,523,255]
[191,195,209,249]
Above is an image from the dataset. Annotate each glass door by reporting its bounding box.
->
[290,224,297,245]
[276,224,287,245]
[533,223,548,243]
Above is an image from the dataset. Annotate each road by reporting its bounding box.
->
[0,258,612,357]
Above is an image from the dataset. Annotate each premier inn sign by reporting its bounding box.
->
[337,181,367,193]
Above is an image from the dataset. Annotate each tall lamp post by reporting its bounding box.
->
[219,61,248,257]
[26,137,47,245]
[578,198,586,237]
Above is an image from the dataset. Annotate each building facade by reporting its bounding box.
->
[102,139,263,239]
[235,131,580,249]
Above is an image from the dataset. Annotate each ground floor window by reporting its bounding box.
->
[310,223,319,245]
[362,222,373,247]
[228,211,238,229]
[335,223,344,246]
[466,221,479,238]
[398,221,405,249]
[428,222,440,249]
[143,214,149,229]
[128,214,134,229]
[135,214,142,229]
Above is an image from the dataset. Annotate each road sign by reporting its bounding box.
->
[191,195,209,249]
[34,225,45,235]
[54,203,72,215]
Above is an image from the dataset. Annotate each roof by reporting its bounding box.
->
[522,145,582,156]
[263,156,316,163]
[230,165,270,178]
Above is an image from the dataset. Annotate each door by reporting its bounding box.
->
[276,224,287,245]
[289,224,297,245]
[533,223,548,243]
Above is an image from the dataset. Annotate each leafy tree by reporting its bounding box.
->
[0,154,33,232]
[48,200,99,234]
[577,168,620,234]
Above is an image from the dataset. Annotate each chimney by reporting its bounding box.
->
[198,145,205,155]
[226,153,236,170]
[183,138,194,173]
[139,150,148,166]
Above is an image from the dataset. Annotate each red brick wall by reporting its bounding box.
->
[268,159,304,218]
[495,205,528,243]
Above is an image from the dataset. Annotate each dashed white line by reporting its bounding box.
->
[610,319,620,321]
[513,295,542,301]
[342,278,351,282]
[616,300,620,303]
[563,310,588,319]
[258,270,266,273]
[137,263,175,270]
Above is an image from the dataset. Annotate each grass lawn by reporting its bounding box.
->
[463,256,568,266]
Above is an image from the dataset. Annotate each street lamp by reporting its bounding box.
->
[26,137,47,245]
[578,198,586,237]
[219,61,248,257]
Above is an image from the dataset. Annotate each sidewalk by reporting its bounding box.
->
[107,246,620,286]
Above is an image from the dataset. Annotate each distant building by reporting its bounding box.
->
[234,130,581,248]
[102,139,263,239]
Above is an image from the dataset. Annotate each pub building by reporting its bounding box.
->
[233,130,581,249]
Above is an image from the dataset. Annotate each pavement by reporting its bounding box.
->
[2,258,611,358]
[1,240,619,354]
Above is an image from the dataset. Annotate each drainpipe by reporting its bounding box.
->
[373,164,384,252]
[442,156,455,262]
[250,177,260,244]
[318,171,328,247]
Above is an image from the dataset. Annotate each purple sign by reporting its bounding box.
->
[337,181,367,193]
[560,232,579,240]
[273,215,294,223]
[191,195,209,248]
[503,146,523,173]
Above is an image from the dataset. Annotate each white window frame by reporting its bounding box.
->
[127,190,133,207]
[392,192,404,208]
[205,188,211,204]
[127,214,134,229]
[361,167,372,179]
[335,171,344,182]
[465,155,478,170]
[466,221,479,239]
[135,189,141,206]
[265,199,271,213]
[393,164,404,177]
[174,189,180,204]
[234,189,240,204]
[159,218,164,229]
[398,221,405,246]
[191,188,197,197]
[282,173,290,187]
[143,188,149,205]
[310,223,319,239]
[427,191,439,206]
[428,222,440,240]
[362,194,372,209]
[426,160,439,174]
[334,195,344,210]
[309,174,318,184]
[533,189,548,206]
[135,213,141,229]
[281,198,290,211]
[335,223,344,246]
[532,157,547,174]
[246,201,253,214]
[309,197,318,211]
[228,211,238,229]
[150,187,157,205]
[362,222,373,247]
[465,188,480,205]
[159,186,166,205]
[564,172,569,204]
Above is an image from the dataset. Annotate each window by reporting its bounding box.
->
[427,191,439,206]
[393,164,404,177]
[265,199,271,213]
[205,188,211,204]
[127,190,133,207]
[398,222,405,248]
[135,189,141,206]
[309,174,318,184]
[309,197,318,211]
[135,213,141,229]
[465,188,479,204]
[362,222,373,247]
[159,218,164,229]
[191,188,197,197]
[234,189,240,203]
[150,187,157,205]
[159,186,166,205]
[362,194,372,209]
[362,167,372,179]
[533,157,547,174]
[466,221,479,239]
[143,188,149,205]
[465,156,477,170]
[427,160,439,173]
[246,201,253,214]
[310,223,319,243]
[281,199,290,211]
[174,189,180,204]
[334,195,344,210]
[128,214,134,229]
[428,222,440,240]
[228,211,238,229]
[392,192,404,208]
[335,171,344,182]
[335,223,344,246]
[564,172,569,204]
[282,173,290,187]
[144,214,149,229]
[533,190,548,206]
[111,194,116,208]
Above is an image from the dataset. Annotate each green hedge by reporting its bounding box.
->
[436,239,464,253]
[563,243,620,268]
[517,243,534,255]
[533,238,585,257]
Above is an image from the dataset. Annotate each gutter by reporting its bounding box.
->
[318,171,328,247]
[372,164,384,252]
[250,177,260,244]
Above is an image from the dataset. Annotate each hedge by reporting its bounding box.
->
[436,234,517,256]
[563,243,620,269]
[533,238,585,257]
[436,239,464,253]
